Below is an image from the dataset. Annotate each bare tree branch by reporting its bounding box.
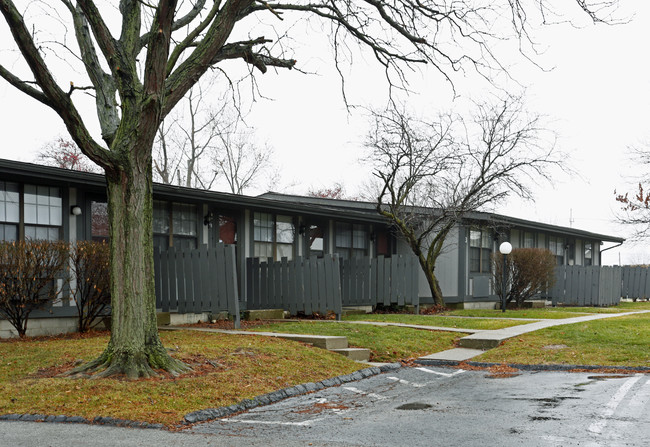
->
[367,95,563,305]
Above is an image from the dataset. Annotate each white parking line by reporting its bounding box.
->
[222,418,323,426]
[415,367,465,377]
[387,376,426,388]
[588,374,643,434]
[343,386,387,400]
[626,377,650,412]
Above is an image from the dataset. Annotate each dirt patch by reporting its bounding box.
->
[541,344,568,350]
[0,330,110,344]
[456,362,521,379]
[183,319,274,330]
[293,401,350,414]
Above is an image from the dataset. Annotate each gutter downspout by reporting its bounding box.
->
[599,241,624,265]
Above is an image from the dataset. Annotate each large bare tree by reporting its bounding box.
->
[368,96,562,306]
[212,120,274,194]
[154,86,275,193]
[0,1,616,377]
[152,84,221,189]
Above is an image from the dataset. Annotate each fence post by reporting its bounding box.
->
[225,245,240,328]
[330,255,343,320]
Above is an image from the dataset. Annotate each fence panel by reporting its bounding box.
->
[245,254,418,315]
[246,255,342,317]
[341,254,419,309]
[548,265,621,306]
[620,266,650,300]
[154,244,240,324]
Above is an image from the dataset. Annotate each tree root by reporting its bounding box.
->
[64,343,191,380]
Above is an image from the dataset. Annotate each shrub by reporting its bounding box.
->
[493,248,556,307]
[0,240,69,337]
[69,240,111,332]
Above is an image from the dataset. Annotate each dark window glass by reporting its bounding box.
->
[469,229,492,273]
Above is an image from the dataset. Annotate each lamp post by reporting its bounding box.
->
[499,241,512,313]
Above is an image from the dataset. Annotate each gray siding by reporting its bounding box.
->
[395,226,459,300]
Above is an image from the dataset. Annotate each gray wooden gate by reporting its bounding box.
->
[341,255,419,310]
[246,255,342,317]
[245,254,420,316]
[154,244,240,324]
[548,266,621,307]
[621,266,650,300]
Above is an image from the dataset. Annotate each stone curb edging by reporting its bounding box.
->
[415,358,650,373]
[0,413,164,429]
[0,363,402,430]
[182,363,401,424]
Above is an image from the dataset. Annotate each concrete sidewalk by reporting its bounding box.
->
[419,310,650,362]
[163,309,650,364]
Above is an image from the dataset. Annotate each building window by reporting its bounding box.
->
[172,203,198,249]
[524,231,535,248]
[153,201,170,248]
[0,181,19,241]
[1,182,63,242]
[469,229,492,273]
[335,222,368,259]
[253,212,274,258]
[24,185,62,241]
[584,242,593,266]
[153,201,198,249]
[253,212,295,260]
[549,235,565,265]
[91,201,109,241]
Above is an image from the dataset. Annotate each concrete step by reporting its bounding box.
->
[330,348,371,362]
[418,348,485,362]
[457,333,507,350]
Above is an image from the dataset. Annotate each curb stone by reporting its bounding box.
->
[415,358,650,373]
[0,413,163,429]
[182,363,402,424]
[0,363,401,429]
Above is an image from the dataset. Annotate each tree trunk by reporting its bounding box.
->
[419,258,445,307]
[72,159,188,379]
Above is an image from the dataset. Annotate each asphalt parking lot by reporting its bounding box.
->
[1,366,649,447]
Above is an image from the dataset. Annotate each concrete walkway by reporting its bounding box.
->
[419,310,650,362]
[163,309,650,364]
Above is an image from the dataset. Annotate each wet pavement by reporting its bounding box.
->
[187,366,650,446]
[1,366,648,446]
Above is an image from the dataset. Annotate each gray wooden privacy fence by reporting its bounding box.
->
[246,255,343,318]
[245,254,420,317]
[154,244,240,326]
[621,266,650,300]
[341,255,419,310]
[547,266,621,307]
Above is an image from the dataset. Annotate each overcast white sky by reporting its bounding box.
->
[0,1,648,264]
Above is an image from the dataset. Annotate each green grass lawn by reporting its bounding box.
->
[341,313,532,330]
[442,303,648,319]
[618,301,650,310]
[0,330,363,427]
[475,312,650,367]
[248,321,459,362]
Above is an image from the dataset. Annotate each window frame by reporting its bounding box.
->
[153,200,199,249]
[335,222,369,260]
[469,228,492,274]
[0,181,63,242]
[253,212,296,261]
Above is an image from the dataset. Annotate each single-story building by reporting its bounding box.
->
[0,158,624,335]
